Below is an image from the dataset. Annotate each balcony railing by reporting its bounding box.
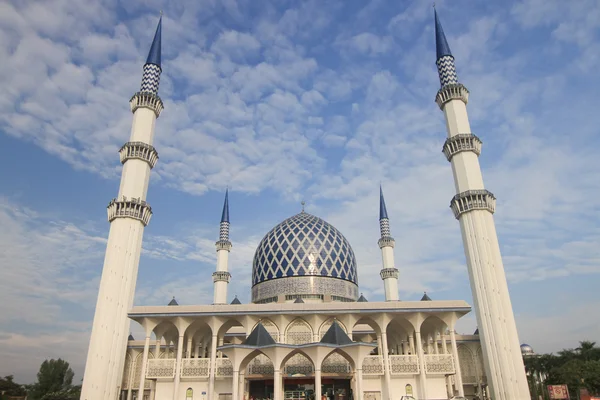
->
[362,356,384,375]
[146,359,176,379]
[181,358,210,378]
[389,355,420,375]
[215,358,233,377]
[424,354,455,374]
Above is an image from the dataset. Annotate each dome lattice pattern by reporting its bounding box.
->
[252,212,358,286]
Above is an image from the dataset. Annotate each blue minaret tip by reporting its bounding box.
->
[145,15,162,67]
[379,186,389,220]
[434,8,452,60]
[221,189,230,223]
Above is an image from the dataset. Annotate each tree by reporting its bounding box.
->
[0,375,27,397]
[28,359,75,400]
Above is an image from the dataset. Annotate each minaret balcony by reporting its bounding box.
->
[215,240,232,251]
[212,271,231,283]
[435,83,469,109]
[450,189,496,219]
[107,197,152,226]
[378,236,395,249]
[442,134,482,161]
[380,268,399,280]
[130,92,164,117]
[119,141,159,168]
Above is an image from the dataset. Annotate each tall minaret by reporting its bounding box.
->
[434,10,530,400]
[81,16,164,400]
[213,190,232,304]
[378,186,399,301]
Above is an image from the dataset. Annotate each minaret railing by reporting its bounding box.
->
[119,141,159,168]
[450,190,496,219]
[107,197,153,226]
[442,133,482,161]
[435,83,469,109]
[212,271,231,283]
[130,92,164,117]
[379,268,399,280]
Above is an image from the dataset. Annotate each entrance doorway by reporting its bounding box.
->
[249,379,274,400]
[284,378,314,400]
[321,379,352,400]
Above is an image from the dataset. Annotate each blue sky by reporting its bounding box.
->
[1,0,599,383]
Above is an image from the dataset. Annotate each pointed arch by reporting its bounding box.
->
[121,353,133,389]
[319,318,347,339]
[132,351,155,389]
[321,348,354,374]
[458,345,477,384]
[252,318,280,342]
[285,318,313,344]
[241,349,274,376]
[281,349,315,375]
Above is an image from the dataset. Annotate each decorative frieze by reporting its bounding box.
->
[181,358,210,378]
[380,268,399,280]
[377,236,395,249]
[107,197,152,226]
[442,134,482,161]
[119,141,159,168]
[450,190,496,219]
[362,355,384,375]
[212,271,231,283]
[252,276,359,304]
[435,83,469,109]
[146,359,175,379]
[130,92,164,117]
[215,240,232,252]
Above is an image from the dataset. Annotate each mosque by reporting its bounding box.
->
[80,9,532,400]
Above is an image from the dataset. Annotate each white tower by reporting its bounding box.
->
[378,186,399,301]
[213,190,232,304]
[81,17,164,400]
[434,10,530,400]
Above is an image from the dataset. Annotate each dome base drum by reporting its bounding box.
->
[252,276,359,303]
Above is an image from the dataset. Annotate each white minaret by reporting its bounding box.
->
[434,10,530,400]
[213,190,232,304]
[378,186,399,301]
[81,16,164,400]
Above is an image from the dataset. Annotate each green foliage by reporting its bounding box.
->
[0,375,27,396]
[524,341,600,398]
[27,359,76,400]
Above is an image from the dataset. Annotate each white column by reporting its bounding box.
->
[381,332,392,400]
[208,335,218,400]
[415,331,427,400]
[126,354,135,400]
[138,336,151,398]
[315,369,322,400]
[173,335,185,399]
[186,337,193,358]
[239,372,245,400]
[356,368,363,400]
[409,335,415,355]
[274,369,282,400]
[450,329,464,397]
[232,370,239,400]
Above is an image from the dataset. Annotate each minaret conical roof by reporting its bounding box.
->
[421,292,432,301]
[379,186,389,220]
[357,293,368,302]
[146,15,162,67]
[230,295,241,305]
[221,189,230,223]
[434,9,452,60]
[168,296,178,306]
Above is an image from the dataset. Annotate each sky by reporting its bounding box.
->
[0,0,599,384]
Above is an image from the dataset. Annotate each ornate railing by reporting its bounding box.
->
[119,141,159,168]
[424,354,455,374]
[181,358,210,378]
[146,358,176,379]
[107,197,152,226]
[362,356,384,375]
[450,189,496,219]
[389,355,419,375]
[322,353,351,374]
[248,356,275,375]
[215,358,233,377]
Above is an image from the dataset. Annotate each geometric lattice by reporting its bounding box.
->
[141,63,161,94]
[436,55,458,87]
[252,212,358,286]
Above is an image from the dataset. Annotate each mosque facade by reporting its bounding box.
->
[80,9,531,400]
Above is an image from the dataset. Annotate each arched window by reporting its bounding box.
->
[186,388,193,400]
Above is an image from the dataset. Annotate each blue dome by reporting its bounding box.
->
[252,212,358,286]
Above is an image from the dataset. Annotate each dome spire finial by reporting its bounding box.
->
[434,8,452,60]
[146,15,162,68]
[301,200,306,213]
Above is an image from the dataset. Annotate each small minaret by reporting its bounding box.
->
[378,186,399,301]
[213,190,232,304]
[434,9,530,400]
[81,16,164,400]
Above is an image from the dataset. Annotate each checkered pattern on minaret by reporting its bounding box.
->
[436,55,458,87]
[219,221,230,241]
[380,218,391,238]
[140,64,161,94]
